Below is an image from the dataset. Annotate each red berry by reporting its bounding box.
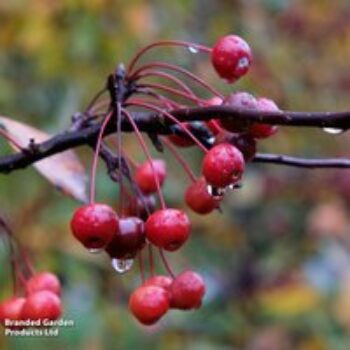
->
[185,177,220,214]
[129,285,169,325]
[220,92,257,132]
[105,217,145,259]
[145,209,191,251]
[70,203,118,250]
[206,97,223,135]
[21,291,62,321]
[227,134,257,161]
[26,272,61,297]
[135,159,167,194]
[170,270,206,310]
[168,122,195,147]
[143,275,173,291]
[211,35,252,83]
[123,195,156,220]
[248,97,279,139]
[0,297,26,329]
[202,143,245,187]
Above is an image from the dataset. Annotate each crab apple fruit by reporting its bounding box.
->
[0,297,26,328]
[21,291,62,321]
[129,285,169,325]
[105,217,145,259]
[26,272,61,297]
[211,35,252,83]
[145,209,191,251]
[185,177,220,214]
[170,270,206,310]
[70,203,118,250]
[143,275,173,291]
[135,159,167,194]
[248,97,279,139]
[123,195,156,220]
[202,143,245,187]
[228,134,257,161]
[220,92,258,132]
[168,122,195,147]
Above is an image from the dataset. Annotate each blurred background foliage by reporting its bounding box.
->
[1,0,350,349]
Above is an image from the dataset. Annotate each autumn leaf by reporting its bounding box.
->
[0,116,87,202]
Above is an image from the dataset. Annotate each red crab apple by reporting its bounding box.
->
[70,203,118,250]
[135,159,167,194]
[129,285,169,325]
[145,209,191,251]
[21,291,62,322]
[170,270,206,310]
[0,297,26,329]
[211,35,252,83]
[26,272,61,297]
[202,143,245,187]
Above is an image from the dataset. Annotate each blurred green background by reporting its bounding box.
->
[1,0,350,349]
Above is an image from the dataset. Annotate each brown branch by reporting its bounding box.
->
[253,153,350,168]
[0,106,350,174]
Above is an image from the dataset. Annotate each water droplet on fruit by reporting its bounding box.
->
[207,136,215,145]
[322,127,344,135]
[227,182,242,191]
[111,258,134,274]
[206,185,226,199]
[88,248,103,254]
[188,46,199,54]
[237,57,249,69]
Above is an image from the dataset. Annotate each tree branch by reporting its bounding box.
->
[253,153,350,168]
[1,106,350,174]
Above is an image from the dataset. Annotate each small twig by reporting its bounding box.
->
[253,153,350,168]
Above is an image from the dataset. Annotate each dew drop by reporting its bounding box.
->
[322,127,344,135]
[207,136,216,145]
[111,258,134,274]
[188,46,199,54]
[237,57,250,70]
[88,248,103,254]
[227,182,242,191]
[207,185,226,200]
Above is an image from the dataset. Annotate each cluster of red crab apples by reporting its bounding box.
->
[0,272,62,329]
[69,34,280,325]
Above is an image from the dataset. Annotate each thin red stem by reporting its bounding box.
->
[127,40,212,74]
[148,244,155,277]
[138,250,145,284]
[137,70,196,97]
[86,88,107,113]
[20,247,35,276]
[130,61,223,98]
[116,103,124,212]
[161,137,197,182]
[89,99,110,114]
[121,108,166,209]
[159,248,175,278]
[89,111,113,204]
[134,90,183,109]
[127,101,208,153]
[137,82,205,104]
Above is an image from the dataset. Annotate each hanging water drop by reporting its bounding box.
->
[227,182,242,191]
[322,127,344,135]
[88,248,103,254]
[207,185,226,200]
[188,46,199,54]
[111,258,134,274]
